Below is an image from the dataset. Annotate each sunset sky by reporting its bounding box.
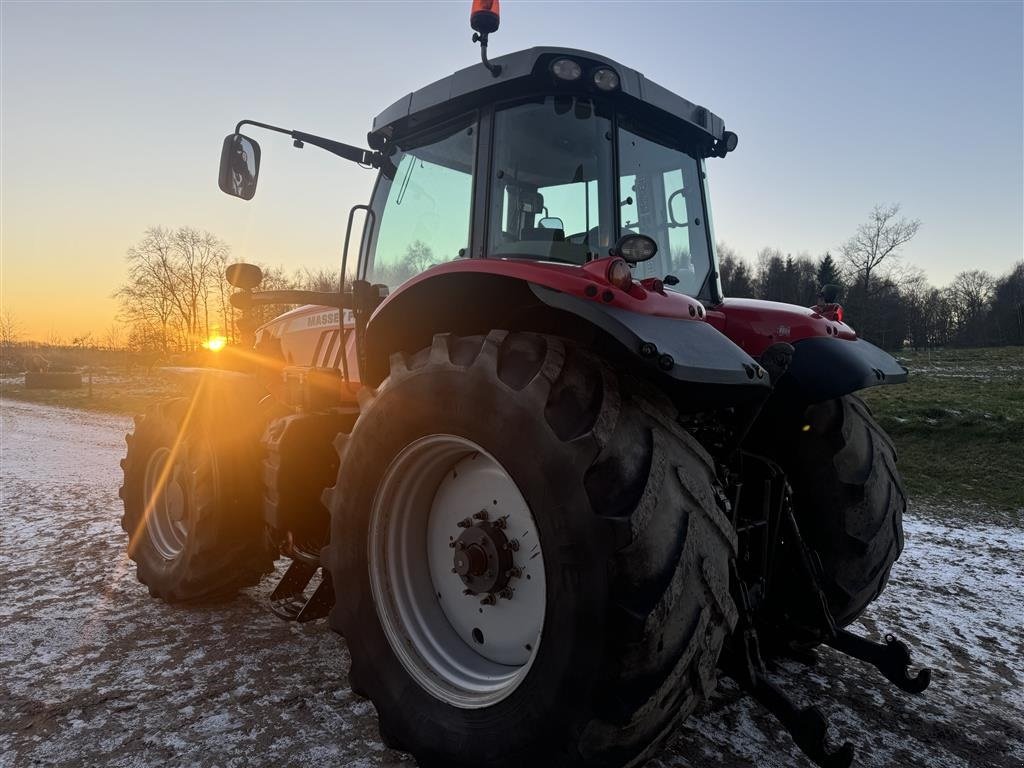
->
[2,1,1022,341]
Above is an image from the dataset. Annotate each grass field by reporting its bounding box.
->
[3,346,1021,511]
[861,346,1023,513]
[0,369,184,416]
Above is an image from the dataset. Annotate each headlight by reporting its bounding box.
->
[551,58,582,81]
[592,67,620,91]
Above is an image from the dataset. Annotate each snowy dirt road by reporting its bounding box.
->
[1,399,1022,768]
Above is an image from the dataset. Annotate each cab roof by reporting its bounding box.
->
[369,47,732,157]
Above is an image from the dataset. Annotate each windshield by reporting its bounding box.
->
[363,118,476,289]
[488,97,614,265]
[617,120,711,296]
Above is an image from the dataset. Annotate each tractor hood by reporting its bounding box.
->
[256,304,355,371]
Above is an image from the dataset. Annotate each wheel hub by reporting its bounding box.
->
[452,517,514,595]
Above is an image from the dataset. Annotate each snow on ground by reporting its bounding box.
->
[1,398,1022,768]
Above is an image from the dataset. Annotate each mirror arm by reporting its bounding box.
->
[234,119,385,168]
[230,289,352,310]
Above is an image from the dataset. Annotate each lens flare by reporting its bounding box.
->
[204,336,227,352]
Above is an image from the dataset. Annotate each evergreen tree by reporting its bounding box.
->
[817,251,841,289]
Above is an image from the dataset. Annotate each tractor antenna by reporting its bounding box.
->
[470,0,502,77]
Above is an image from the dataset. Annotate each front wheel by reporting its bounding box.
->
[761,394,906,635]
[119,382,274,602]
[323,331,737,768]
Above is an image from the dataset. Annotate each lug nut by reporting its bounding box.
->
[479,593,497,606]
[508,539,520,552]
[457,517,473,528]
[493,517,507,529]
[463,588,474,596]
[473,510,489,521]
[506,566,522,579]
[455,541,465,550]
[498,587,514,600]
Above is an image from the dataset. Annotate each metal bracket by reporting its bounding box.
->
[269,559,334,623]
[749,675,855,768]
[825,629,932,694]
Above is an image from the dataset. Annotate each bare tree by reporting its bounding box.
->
[840,204,921,293]
[0,309,20,348]
[116,226,231,352]
[947,269,995,344]
[103,323,125,351]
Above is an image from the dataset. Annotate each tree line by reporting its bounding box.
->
[718,204,1023,350]
[110,226,340,353]
[4,212,1019,357]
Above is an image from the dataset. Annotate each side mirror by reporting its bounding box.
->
[538,217,564,230]
[225,262,263,290]
[219,134,261,200]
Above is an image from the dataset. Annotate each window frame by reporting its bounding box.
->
[614,115,718,303]
[358,112,480,283]
[480,95,617,265]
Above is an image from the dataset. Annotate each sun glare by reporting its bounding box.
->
[204,336,227,352]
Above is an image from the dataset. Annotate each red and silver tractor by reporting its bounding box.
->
[119,6,928,766]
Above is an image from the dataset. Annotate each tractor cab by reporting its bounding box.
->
[220,44,740,392]
[221,45,738,298]
[361,50,735,303]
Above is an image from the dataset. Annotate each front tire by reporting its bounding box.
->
[119,383,274,602]
[323,331,737,768]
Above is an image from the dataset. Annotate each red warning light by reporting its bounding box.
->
[471,0,500,34]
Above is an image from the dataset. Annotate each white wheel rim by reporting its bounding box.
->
[368,435,546,708]
[143,446,189,561]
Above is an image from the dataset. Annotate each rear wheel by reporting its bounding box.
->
[762,394,906,633]
[323,331,737,768]
[119,383,274,602]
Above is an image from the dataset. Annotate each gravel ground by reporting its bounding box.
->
[1,398,1022,768]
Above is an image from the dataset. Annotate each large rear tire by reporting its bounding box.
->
[119,382,274,602]
[323,331,737,768]
[765,394,906,632]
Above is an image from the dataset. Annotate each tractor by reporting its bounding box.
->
[119,4,930,766]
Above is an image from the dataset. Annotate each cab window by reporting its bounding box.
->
[488,97,614,264]
[617,122,710,296]
[364,118,476,289]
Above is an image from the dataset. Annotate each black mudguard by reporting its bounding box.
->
[531,285,770,391]
[362,271,768,401]
[782,336,908,403]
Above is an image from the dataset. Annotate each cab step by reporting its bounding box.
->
[269,558,334,622]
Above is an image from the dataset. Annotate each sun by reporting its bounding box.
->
[204,335,227,352]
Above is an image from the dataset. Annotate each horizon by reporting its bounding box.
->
[2,1,1022,341]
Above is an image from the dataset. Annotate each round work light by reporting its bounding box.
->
[592,67,620,91]
[551,58,582,81]
[613,234,658,263]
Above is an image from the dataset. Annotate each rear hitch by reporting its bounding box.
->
[724,563,855,768]
[825,629,932,694]
[747,675,855,768]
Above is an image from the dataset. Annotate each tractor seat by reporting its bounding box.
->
[521,227,565,243]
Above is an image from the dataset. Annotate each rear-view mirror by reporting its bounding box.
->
[539,217,564,230]
[219,133,261,200]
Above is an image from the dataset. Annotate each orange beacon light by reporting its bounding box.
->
[470,0,500,35]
